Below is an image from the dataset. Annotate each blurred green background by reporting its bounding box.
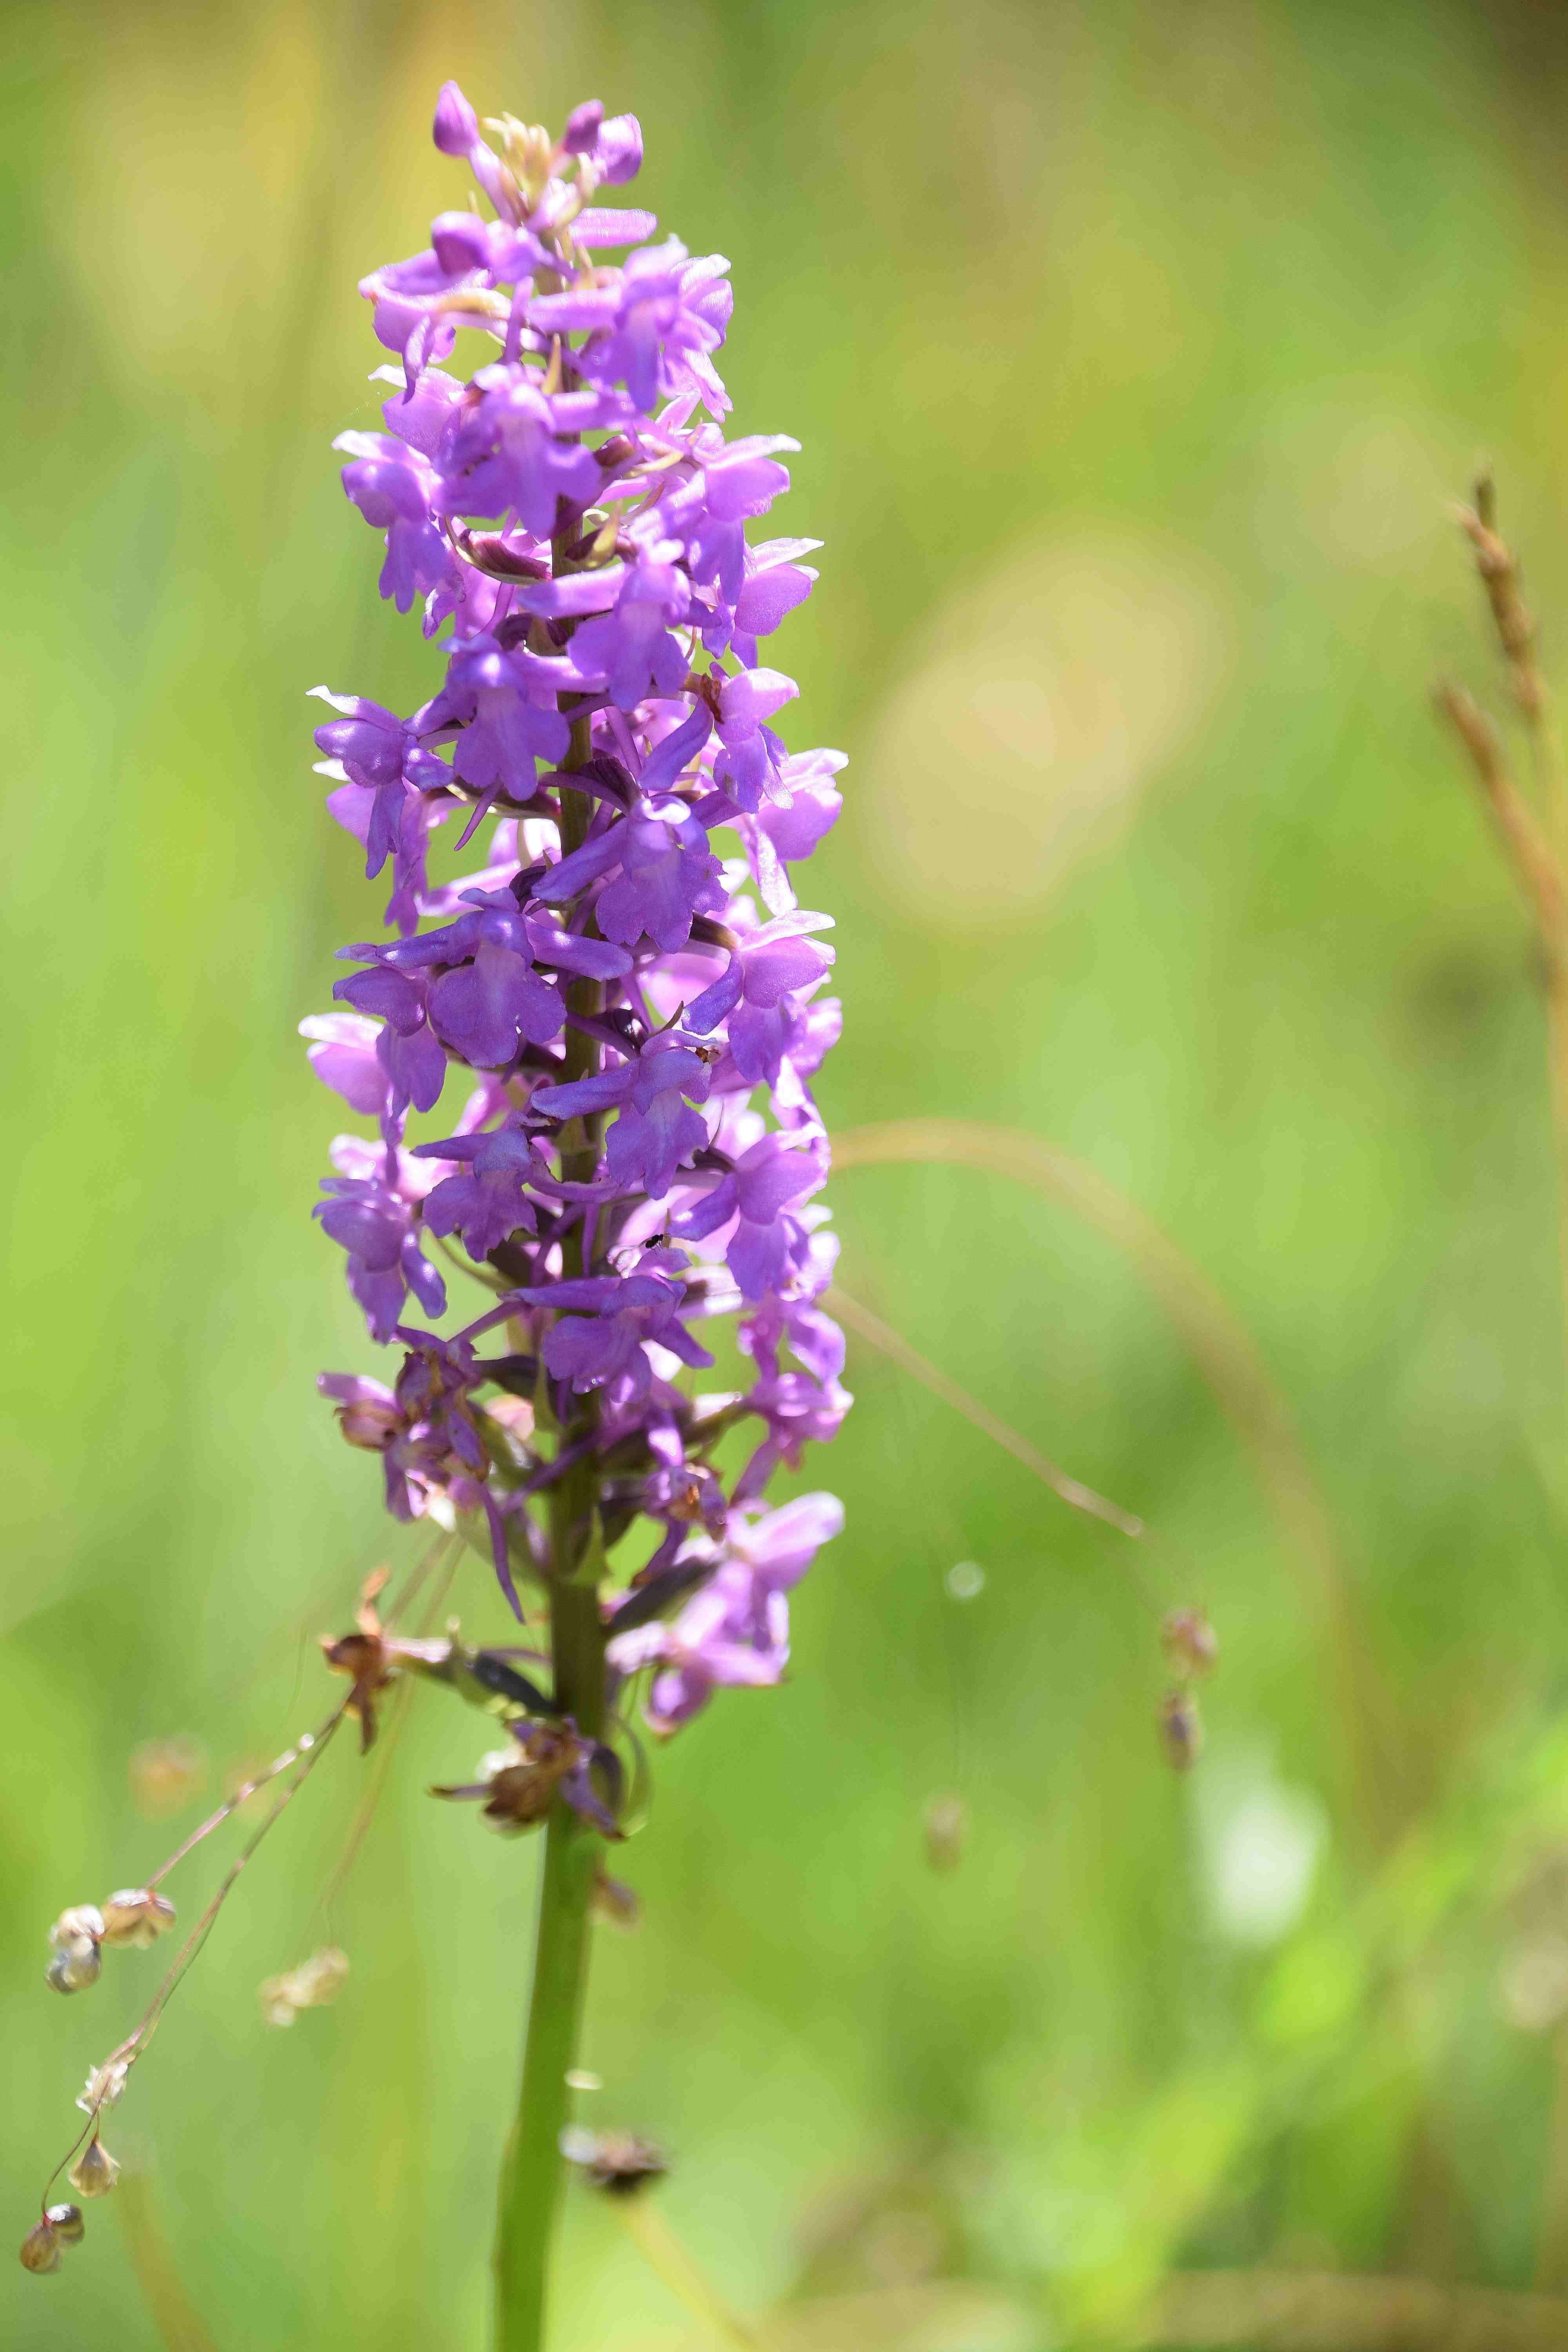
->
[10,0,1568,2344]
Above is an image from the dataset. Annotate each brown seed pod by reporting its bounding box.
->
[45,1935,101,1996]
[44,2203,84,2245]
[68,2138,120,2200]
[19,2221,60,2274]
[99,1888,177,1950]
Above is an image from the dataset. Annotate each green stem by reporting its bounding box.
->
[491,1704,599,2350]
[493,730,609,2352]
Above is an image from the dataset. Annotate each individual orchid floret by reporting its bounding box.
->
[530,239,731,416]
[334,433,457,613]
[684,911,835,1084]
[432,80,481,158]
[673,1128,829,1299]
[557,98,644,185]
[595,811,726,953]
[433,370,609,538]
[314,1159,446,1343]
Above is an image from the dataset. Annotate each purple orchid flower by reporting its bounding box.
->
[299,1012,390,1119]
[531,239,731,416]
[332,432,457,613]
[330,962,448,1116]
[415,1122,541,1260]
[534,1030,714,1200]
[310,84,849,1714]
[434,368,610,537]
[684,910,835,1083]
[567,543,691,710]
[521,1255,713,1408]
[672,1128,829,1299]
[314,1172,446,1343]
[309,688,452,886]
[558,98,644,185]
[595,811,726,952]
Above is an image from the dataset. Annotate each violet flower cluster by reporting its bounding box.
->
[307,85,846,1736]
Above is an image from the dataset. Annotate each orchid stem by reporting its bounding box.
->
[492,1577,604,2349]
[493,748,607,2352]
[492,1751,599,2350]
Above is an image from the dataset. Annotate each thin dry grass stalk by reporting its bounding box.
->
[115,2171,220,2352]
[1438,476,1568,1377]
[1453,471,1561,762]
[1434,465,1568,2304]
[830,1118,1388,1837]
[826,1284,1145,1544]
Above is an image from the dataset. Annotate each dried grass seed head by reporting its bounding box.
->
[68,2138,120,2199]
[100,1888,176,1949]
[259,1946,350,2029]
[128,1735,208,1815]
[77,2058,129,2116]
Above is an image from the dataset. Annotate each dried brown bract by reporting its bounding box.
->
[1159,1689,1203,1771]
[561,2126,667,2197]
[1161,1606,1219,1679]
[433,1720,588,1834]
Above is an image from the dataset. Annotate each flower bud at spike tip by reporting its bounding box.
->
[100,1888,176,1949]
[69,2138,120,2200]
[19,2221,60,2275]
[432,80,478,156]
[45,2204,84,2246]
[1160,1689,1204,1771]
[1161,1606,1219,1680]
